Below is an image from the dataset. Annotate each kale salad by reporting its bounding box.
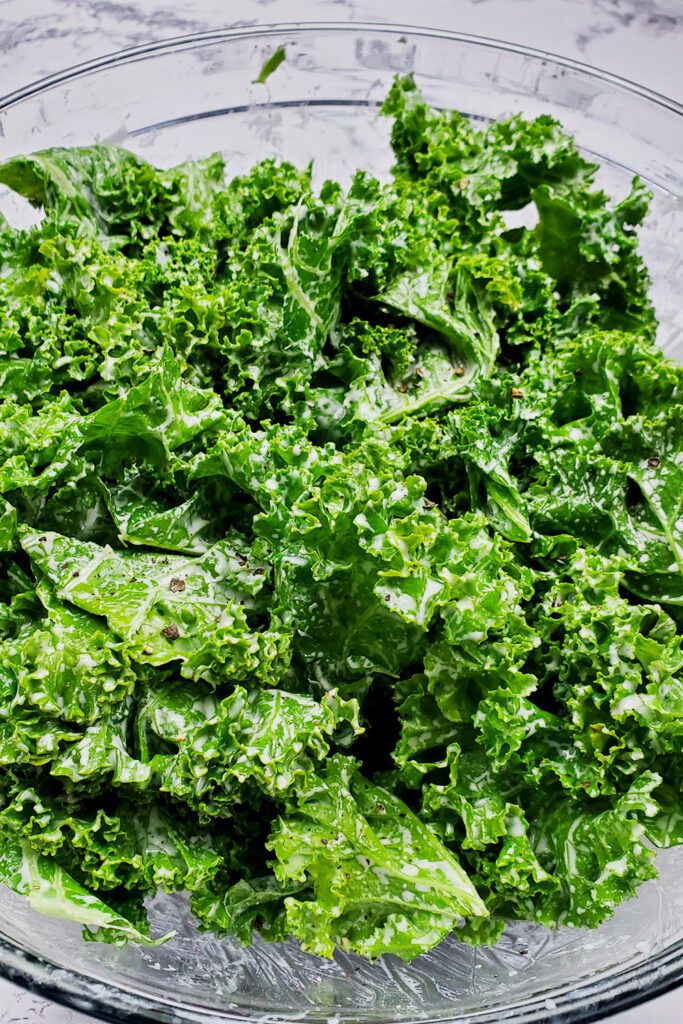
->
[0,75,681,962]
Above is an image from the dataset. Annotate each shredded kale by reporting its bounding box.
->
[0,75,680,960]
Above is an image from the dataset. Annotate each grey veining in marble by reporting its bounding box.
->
[0,2,681,1022]
[0,0,682,102]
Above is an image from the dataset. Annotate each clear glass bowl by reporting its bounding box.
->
[1,22,682,1024]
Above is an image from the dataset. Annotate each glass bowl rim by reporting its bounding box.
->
[0,20,682,114]
[0,20,682,1024]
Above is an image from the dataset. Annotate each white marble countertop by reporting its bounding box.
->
[0,1,681,1022]
[0,0,681,104]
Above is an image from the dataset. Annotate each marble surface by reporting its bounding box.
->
[0,1,681,1022]
[0,0,682,103]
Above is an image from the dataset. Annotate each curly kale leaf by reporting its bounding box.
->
[0,146,225,243]
[0,836,169,945]
[267,755,487,959]
[20,529,290,685]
